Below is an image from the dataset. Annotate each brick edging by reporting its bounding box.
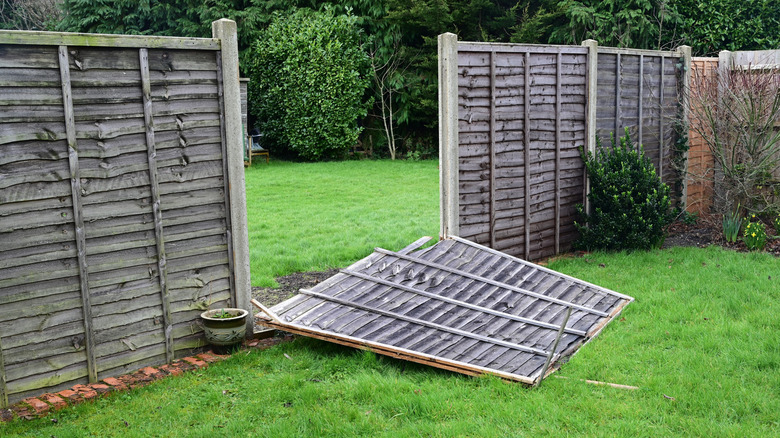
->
[1,335,292,422]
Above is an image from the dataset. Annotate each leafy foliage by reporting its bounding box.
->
[57,0,297,73]
[1,0,61,30]
[722,205,743,243]
[248,8,371,161]
[56,0,780,159]
[671,0,780,56]
[575,129,675,251]
[553,0,681,49]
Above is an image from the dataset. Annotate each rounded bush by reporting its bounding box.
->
[575,129,675,251]
[248,8,371,161]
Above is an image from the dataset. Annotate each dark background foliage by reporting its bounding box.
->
[5,0,779,160]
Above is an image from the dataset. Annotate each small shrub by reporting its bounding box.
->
[681,210,699,225]
[773,212,780,237]
[575,129,675,251]
[743,219,767,251]
[722,205,743,243]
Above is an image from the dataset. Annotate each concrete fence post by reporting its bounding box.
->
[582,39,599,214]
[439,32,459,239]
[212,19,252,336]
[678,45,692,209]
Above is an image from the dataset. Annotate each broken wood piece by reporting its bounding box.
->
[251,299,279,322]
[554,375,639,390]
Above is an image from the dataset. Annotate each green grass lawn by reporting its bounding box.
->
[3,161,779,436]
[245,160,439,287]
[3,246,777,437]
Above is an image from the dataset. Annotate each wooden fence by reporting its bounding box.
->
[685,57,719,215]
[684,49,780,214]
[440,34,690,261]
[592,45,690,186]
[0,21,251,407]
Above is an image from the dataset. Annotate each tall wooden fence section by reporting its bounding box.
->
[440,34,690,261]
[444,39,589,260]
[0,21,251,407]
[685,57,719,215]
[591,45,689,187]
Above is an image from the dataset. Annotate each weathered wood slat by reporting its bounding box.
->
[523,51,531,259]
[140,47,174,364]
[341,269,585,336]
[0,335,6,407]
[4,360,88,396]
[58,45,97,384]
[0,29,219,50]
[0,66,217,87]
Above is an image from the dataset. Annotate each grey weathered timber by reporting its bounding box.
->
[455,40,588,260]
[615,53,621,137]
[678,46,692,208]
[0,336,6,407]
[140,48,174,363]
[638,54,644,149]
[523,51,531,260]
[58,45,97,384]
[374,248,609,317]
[299,288,550,356]
[439,33,459,239]
[659,55,665,175]
[489,51,497,248]
[536,305,572,386]
[0,23,246,407]
[340,269,587,336]
[258,238,632,384]
[0,29,219,50]
[212,19,251,336]
[451,37,689,262]
[555,52,562,253]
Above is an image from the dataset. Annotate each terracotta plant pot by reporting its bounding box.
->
[200,308,248,349]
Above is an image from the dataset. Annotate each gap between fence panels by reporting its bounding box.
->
[252,236,633,386]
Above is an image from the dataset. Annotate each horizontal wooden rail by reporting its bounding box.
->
[298,288,550,356]
[374,248,610,317]
[340,268,586,336]
[0,29,220,50]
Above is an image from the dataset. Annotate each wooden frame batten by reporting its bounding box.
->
[0,336,7,408]
[58,45,98,383]
[489,51,497,248]
[139,48,174,363]
[523,51,531,260]
[0,29,219,50]
[554,52,562,253]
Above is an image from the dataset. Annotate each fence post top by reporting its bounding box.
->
[211,18,237,34]
[581,39,598,47]
[439,32,458,40]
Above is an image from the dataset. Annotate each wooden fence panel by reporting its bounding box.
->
[456,43,588,261]
[595,48,685,187]
[443,38,689,263]
[686,57,719,215]
[0,26,247,407]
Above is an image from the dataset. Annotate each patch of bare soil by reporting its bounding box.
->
[663,213,780,256]
[252,268,339,308]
